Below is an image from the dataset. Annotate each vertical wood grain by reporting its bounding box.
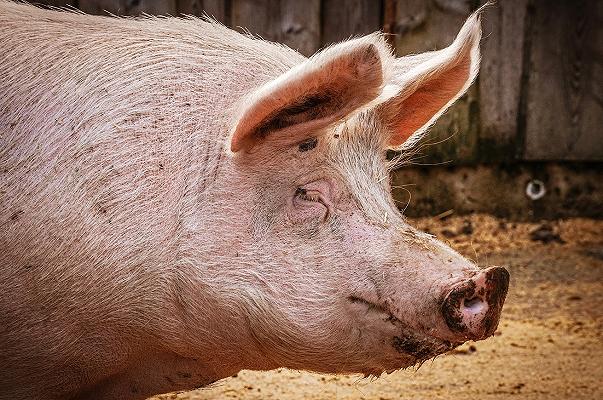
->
[280,0,320,56]
[177,1,227,23]
[477,0,527,161]
[393,0,478,163]
[35,1,77,7]
[231,0,320,56]
[231,0,277,40]
[524,0,603,160]
[321,0,382,45]
[78,0,176,16]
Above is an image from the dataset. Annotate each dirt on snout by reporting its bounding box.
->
[151,215,603,400]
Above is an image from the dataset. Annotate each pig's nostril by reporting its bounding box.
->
[442,266,510,340]
[462,297,485,314]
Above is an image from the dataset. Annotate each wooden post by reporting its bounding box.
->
[78,1,176,16]
[477,0,528,162]
[393,0,478,164]
[178,1,228,24]
[523,0,603,160]
[231,0,320,56]
[321,0,382,45]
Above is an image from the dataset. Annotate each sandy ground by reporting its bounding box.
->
[151,215,603,400]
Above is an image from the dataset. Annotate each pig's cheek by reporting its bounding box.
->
[286,207,324,226]
[342,214,381,247]
[285,200,328,225]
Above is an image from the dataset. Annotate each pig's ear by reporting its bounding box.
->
[230,36,390,152]
[377,10,482,149]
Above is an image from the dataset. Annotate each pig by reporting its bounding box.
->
[0,2,509,399]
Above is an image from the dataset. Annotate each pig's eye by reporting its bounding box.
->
[290,180,333,223]
[293,187,329,217]
[289,180,333,222]
[295,187,320,202]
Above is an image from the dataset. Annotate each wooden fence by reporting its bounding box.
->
[33,1,603,163]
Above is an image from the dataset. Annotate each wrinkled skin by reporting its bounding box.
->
[201,116,481,375]
[0,2,507,400]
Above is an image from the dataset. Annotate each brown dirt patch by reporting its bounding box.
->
[151,215,603,400]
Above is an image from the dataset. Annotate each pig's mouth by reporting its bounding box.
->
[348,296,462,365]
[391,330,460,364]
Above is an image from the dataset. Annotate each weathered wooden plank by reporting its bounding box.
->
[394,0,472,55]
[321,0,382,45]
[78,0,123,15]
[280,0,320,56]
[393,0,477,163]
[231,0,278,41]
[177,0,227,24]
[79,0,176,16]
[383,0,398,49]
[35,1,77,7]
[524,0,603,160]
[231,0,320,56]
[130,0,177,15]
[477,0,527,161]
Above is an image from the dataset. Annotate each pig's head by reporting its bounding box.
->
[190,10,509,378]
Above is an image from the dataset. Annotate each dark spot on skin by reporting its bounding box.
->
[481,314,496,336]
[442,267,510,338]
[23,265,34,270]
[441,280,477,333]
[295,187,307,197]
[393,336,434,359]
[158,162,164,170]
[9,210,23,221]
[333,133,340,138]
[253,92,334,138]
[385,314,400,324]
[298,137,318,152]
[482,267,510,336]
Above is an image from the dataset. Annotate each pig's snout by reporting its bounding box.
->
[441,266,510,341]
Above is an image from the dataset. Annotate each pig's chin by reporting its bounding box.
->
[347,296,463,372]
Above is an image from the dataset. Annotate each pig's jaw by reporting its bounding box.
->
[346,294,463,372]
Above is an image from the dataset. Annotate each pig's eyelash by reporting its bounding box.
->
[295,187,321,202]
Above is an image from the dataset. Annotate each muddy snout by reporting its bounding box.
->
[441,266,510,341]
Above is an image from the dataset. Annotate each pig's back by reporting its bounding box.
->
[0,1,304,266]
[0,4,303,395]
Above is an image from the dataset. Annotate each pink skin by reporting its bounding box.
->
[0,3,508,400]
[187,124,509,379]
